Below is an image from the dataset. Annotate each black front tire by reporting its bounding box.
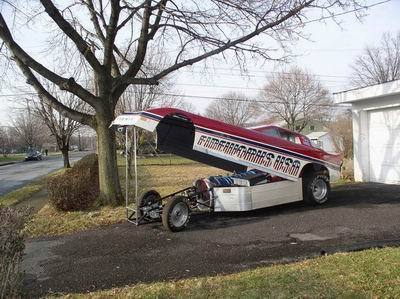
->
[303,172,330,205]
[162,196,191,232]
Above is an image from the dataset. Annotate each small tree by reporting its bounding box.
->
[33,92,88,168]
[327,111,353,158]
[11,107,47,150]
[259,67,331,132]
[206,92,260,126]
[0,127,12,156]
[351,32,400,88]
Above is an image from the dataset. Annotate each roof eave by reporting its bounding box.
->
[333,79,400,104]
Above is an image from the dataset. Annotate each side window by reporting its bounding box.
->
[287,134,296,143]
[261,128,280,137]
[301,137,313,147]
[280,131,296,143]
[294,136,303,145]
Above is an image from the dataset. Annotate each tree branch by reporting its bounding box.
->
[40,0,103,74]
[151,0,314,81]
[14,55,94,127]
[103,0,121,74]
[113,0,152,98]
[0,13,99,107]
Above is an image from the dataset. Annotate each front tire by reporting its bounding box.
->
[303,172,330,205]
[162,196,191,232]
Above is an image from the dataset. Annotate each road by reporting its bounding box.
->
[22,182,400,297]
[0,152,91,196]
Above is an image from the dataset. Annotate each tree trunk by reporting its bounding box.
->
[95,109,123,206]
[61,147,71,168]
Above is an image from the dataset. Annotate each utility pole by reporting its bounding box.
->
[78,130,82,151]
[25,98,33,148]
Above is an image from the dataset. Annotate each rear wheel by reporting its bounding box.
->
[139,190,161,220]
[162,196,191,232]
[303,172,330,205]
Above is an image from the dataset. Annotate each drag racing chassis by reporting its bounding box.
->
[131,171,329,232]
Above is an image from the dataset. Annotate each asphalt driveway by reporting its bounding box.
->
[23,182,400,297]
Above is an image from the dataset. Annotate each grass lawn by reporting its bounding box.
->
[0,169,65,207]
[24,205,126,238]
[60,247,400,298]
[131,154,195,166]
[0,180,44,207]
[118,155,223,197]
[0,153,25,164]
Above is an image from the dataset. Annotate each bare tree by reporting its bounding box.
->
[351,32,400,88]
[11,107,47,150]
[0,0,366,205]
[259,67,331,132]
[327,111,353,158]
[0,127,12,157]
[206,92,260,126]
[116,48,190,114]
[32,92,88,168]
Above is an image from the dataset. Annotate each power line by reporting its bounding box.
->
[3,70,350,84]
[303,0,392,25]
[144,92,351,108]
[0,90,350,109]
[4,79,348,95]
[187,66,354,79]
[174,70,349,83]
[19,43,396,53]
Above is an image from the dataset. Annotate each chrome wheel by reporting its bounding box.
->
[163,196,191,232]
[312,178,328,202]
[170,202,189,228]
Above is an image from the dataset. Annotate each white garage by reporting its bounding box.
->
[334,80,400,184]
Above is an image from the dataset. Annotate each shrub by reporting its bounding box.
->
[48,154,99,211]
[341,158,354,181]
[0,207,30,298]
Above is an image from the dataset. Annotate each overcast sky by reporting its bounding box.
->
[0,0,399,126]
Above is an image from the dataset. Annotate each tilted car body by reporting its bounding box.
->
[112,108,343,232]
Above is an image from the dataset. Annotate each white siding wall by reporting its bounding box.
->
[352,95,400,183]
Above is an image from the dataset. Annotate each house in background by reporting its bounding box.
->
[306,131,339,153]
[334,79,400,184]
[42,143,58,152]
[292,118,327,135]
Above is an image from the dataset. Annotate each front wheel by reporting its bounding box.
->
[162,196,191,232]
[303,173,330,205]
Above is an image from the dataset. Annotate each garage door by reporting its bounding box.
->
[368,107,400,184]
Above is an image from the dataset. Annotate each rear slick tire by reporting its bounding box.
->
[162,196,191,232]
[303,173,330,205]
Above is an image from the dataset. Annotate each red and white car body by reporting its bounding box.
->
[112,108,343,231]
[113,108,342,182]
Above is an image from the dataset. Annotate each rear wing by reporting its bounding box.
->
[111,108,342,182]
